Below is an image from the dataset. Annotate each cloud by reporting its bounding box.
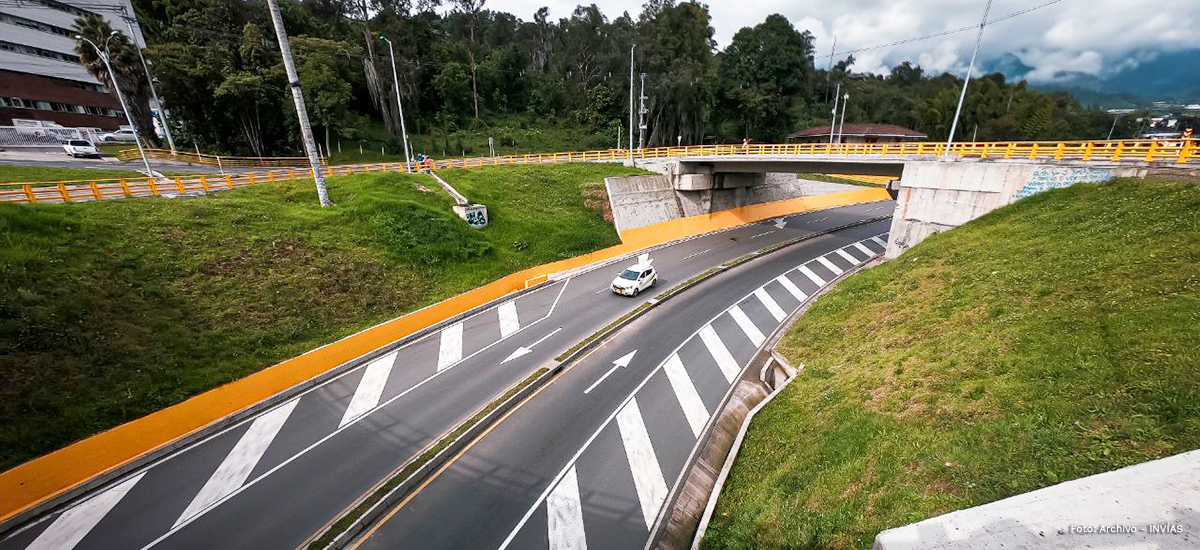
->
[485,0,1200,82]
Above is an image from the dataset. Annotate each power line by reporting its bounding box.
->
[819,0,1063,62]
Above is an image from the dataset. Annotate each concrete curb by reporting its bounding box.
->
[319,216,893,550]
[662,256,884,550]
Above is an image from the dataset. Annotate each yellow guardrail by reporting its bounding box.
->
[7,138,1197,205]
[115,149,322,168]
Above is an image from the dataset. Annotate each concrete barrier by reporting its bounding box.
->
[885,161,1146,259]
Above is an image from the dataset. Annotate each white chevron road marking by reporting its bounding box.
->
[498,301,520,338]
[615,398,668,529]
[754,287,786,322]
[26,472,146,550]
[437,322,463,371]
[339,351,398,428]
[853,241,875,257]
[661,354,708,437]
[798,265,825,286]
[776,274,807,301]
[836,248,860,265]
[728,305,766,347]
[546,466,588,550]
[698,324,740,383]
[817,255,844,275]
[175,399,299,528]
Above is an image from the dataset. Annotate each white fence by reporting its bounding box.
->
[0,126,102,148]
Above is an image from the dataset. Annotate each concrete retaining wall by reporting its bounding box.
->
[606,173,864,232]
[885,161,1145,259]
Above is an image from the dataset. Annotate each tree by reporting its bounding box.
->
[451,0,485,119]
[73,14,160,146]
[716,14,814,138]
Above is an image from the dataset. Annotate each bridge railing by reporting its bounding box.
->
[115,149,323,168]
[6,138,1196,205]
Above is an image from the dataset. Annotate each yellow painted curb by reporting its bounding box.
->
[0,187,890,524]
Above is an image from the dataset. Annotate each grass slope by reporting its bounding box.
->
[703,178,1200,549]
[0,162,643,470]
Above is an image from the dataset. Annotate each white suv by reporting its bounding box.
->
[62,139,100,158]
[611,260,657,296]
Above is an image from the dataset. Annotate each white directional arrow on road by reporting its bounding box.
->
[773,217,788,229]
[502,327,562,364]
[584,350,637,394]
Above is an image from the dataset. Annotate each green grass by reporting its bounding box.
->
[702,178,1200,550]
[796,173,886,187]
[0,164,150,184]
[0,162,644,470]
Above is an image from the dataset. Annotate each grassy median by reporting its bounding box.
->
[703,178,1200,549]
[0,162,642,470]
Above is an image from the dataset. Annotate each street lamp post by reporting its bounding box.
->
[837,92,849,144]
[1107,114,1121,140]
[380,35,412,170]
[123,16,175,154]
[945,0,993,156]
[77,32,154,177]
[829,82,841,145]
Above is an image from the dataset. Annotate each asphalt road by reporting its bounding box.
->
[353,219,893,550]
[0,200,893,550]
[0,157,256,175]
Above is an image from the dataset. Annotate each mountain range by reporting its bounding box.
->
[982,50,1200,109]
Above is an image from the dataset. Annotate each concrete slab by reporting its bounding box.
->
[874,449,1200,550]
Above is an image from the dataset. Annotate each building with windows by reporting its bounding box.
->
[0,0,143,130]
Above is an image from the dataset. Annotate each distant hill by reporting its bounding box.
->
[985,49,1200,108]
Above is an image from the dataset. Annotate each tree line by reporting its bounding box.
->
[74,0,1147,156]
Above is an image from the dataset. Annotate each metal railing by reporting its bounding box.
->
[5,138,1196,205]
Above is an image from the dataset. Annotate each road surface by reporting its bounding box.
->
[0,200,893,550]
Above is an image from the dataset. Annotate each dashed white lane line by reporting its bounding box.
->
[754,287,786,322]
[546,466,587,550]
[682,248,711,260]
[852,242,875,257]
[437,322,463,372]
[175,399,299,528]
[615,398,668,529]
[836,248,860,265]
[498,301,520,338]
[698,325,740,383]
[26,472,146,550]
[776,274,807,301]
[661,354,708,438]
[871,235,888,248]
[817,255,844,275]
[798,265,826,286]
[749,230,775,239]
[728,305,766,347]
[339,351,398,428]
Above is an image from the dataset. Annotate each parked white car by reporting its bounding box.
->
[611,260,657,296]
[99,129,137,142]
[62,139,100,158]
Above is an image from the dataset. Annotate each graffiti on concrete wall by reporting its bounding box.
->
[1014,167,1113,200]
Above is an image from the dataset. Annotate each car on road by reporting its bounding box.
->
[62,139,101,158]
[99,129,137,142]
[611,260,657,296]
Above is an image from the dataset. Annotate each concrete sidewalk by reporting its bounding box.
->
[874,449,1199,549]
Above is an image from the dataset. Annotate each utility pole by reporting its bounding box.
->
[628,43,635,162]
[637,73,647,149]
[122,14,174,154]
[837,92,849,144]
[829,82,841,145]
[78,32,153,177]
[825,34,837,104]
[264,0,331,206]
[945,0,993,156]
[1107,114,1121,140]
[380,35,412,169]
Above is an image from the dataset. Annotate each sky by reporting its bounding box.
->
[483,0,1200,83]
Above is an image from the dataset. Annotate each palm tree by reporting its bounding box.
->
[73,14,159,146]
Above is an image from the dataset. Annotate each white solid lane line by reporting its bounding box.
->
[26,472,146,550]
[498,301,520,338]
[775,274,807,302]
[615,398,668,529]
[546,466,588,550]
[175,399,299,528]
[749,230,774,239]
[852,242,875,257]
[754,287,786,322]
[698,325,740,383]
[437,322,463,371]
[339,351,398,428]
[798,265,826,286]
[836,248,860,265]
[817,255,844,275]
[728,305,766,347]
[681,248,711,260]
[661,354,708,438]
